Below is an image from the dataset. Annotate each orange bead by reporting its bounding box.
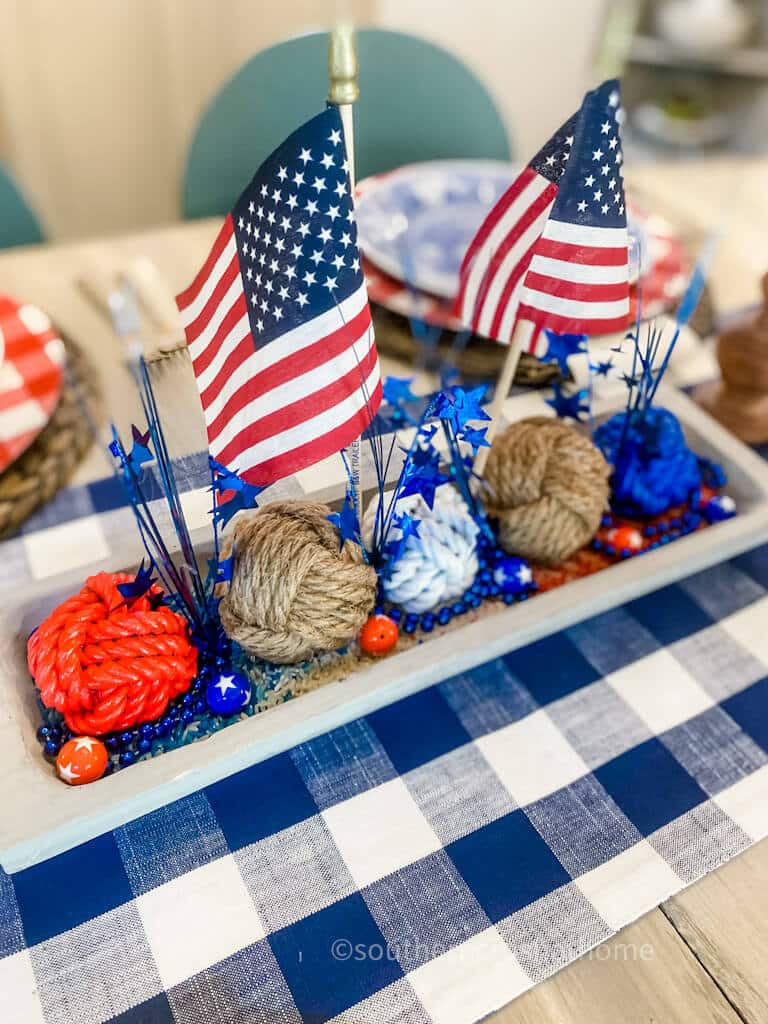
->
[56,736,109,785]
[605,526,644,551]
[359,614,399,655]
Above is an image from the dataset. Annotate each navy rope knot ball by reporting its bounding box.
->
[594,407,701,518]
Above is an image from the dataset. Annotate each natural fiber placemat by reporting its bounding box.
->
[372,307,561,386]
[373,285,716,384]
[0,339,100,540]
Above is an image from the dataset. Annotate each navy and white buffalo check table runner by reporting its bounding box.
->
[3,545,768,1024]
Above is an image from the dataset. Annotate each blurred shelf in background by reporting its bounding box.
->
[596,0,768,157]
[629,33,768,79]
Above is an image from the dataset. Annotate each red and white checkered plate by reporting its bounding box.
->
[0,295,65,474]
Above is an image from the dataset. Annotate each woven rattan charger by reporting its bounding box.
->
[0,338,100,539]
[372,287,715,384]
[373,307,561,385]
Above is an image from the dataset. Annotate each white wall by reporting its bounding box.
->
[374,0,606,157]
[0,0,606,241]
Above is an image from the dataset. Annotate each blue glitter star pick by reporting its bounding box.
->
[458,425,490,456]
[455,386,490,425]
[327,489,361,549]
[621,371,644,392]
[210,458,265,529]
[209,457,247,493]
[117,560,157,601]
[394,511,421,543]
[545,382,590,422]
[385,511,422,562]
[435,386,491,433]
[127,425,153,475]
[541,330,588,375]
[591,359,614,377]
[405,442,442,472]
[212,486,264,529]
[398,461,449,509]
[216,547,236,584]
[383,376,417,406]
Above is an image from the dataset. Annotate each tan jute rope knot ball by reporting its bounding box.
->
[483,416,610,566]
[219,500,377,664]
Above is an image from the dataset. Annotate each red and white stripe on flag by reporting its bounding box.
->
[453,166,556,345]
[454,81,631,350]
[517,219,630,338]
[176,216,381,487]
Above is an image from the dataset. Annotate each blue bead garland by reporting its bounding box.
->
[34,482,736,779]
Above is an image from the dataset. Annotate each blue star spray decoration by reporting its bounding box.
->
[545,382,590,422]
[216,545,236,584]
[591,358,614,377]
[116,560,157,601]
[398,460,449,509]
[458,425,490,456]
[209,457,265,529]
[127,425,153,475]
[395,439,449,507]
[540,330,588,375]
[327,487,361,549]
[381,376,419,428]
[621,371,643,391]
[209,458,248,494]
[434,386,490,434]
[383,376,417,406]
[398,439,450,509]
[385,511,422,562]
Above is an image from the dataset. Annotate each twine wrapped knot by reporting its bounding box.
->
[219,500,377,664]
[483,416,610,565]
[28,572,197,735]
[363,486,479,613]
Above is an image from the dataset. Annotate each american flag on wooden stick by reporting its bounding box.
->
[176,106,381,486]
[454,79,630,349]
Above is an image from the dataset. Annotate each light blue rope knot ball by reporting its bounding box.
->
[594,407,702,518]
[364,487,480,613]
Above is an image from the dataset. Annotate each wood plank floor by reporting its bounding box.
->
[487,836,768,1023]
[494,910,743,1024]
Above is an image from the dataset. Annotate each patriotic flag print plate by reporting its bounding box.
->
[360,219,689,336]
[0,295,65,474]
[176,106,381,486]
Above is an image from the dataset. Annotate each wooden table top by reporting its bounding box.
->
[0,155,766,1023]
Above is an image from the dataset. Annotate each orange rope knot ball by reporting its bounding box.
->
[28,572,198,736]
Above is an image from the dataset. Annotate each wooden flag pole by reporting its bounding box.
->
[328,21,363,519]
[473,319,531,477]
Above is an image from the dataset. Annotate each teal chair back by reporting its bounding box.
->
[183,29,511,219]
[0,166,44,248]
